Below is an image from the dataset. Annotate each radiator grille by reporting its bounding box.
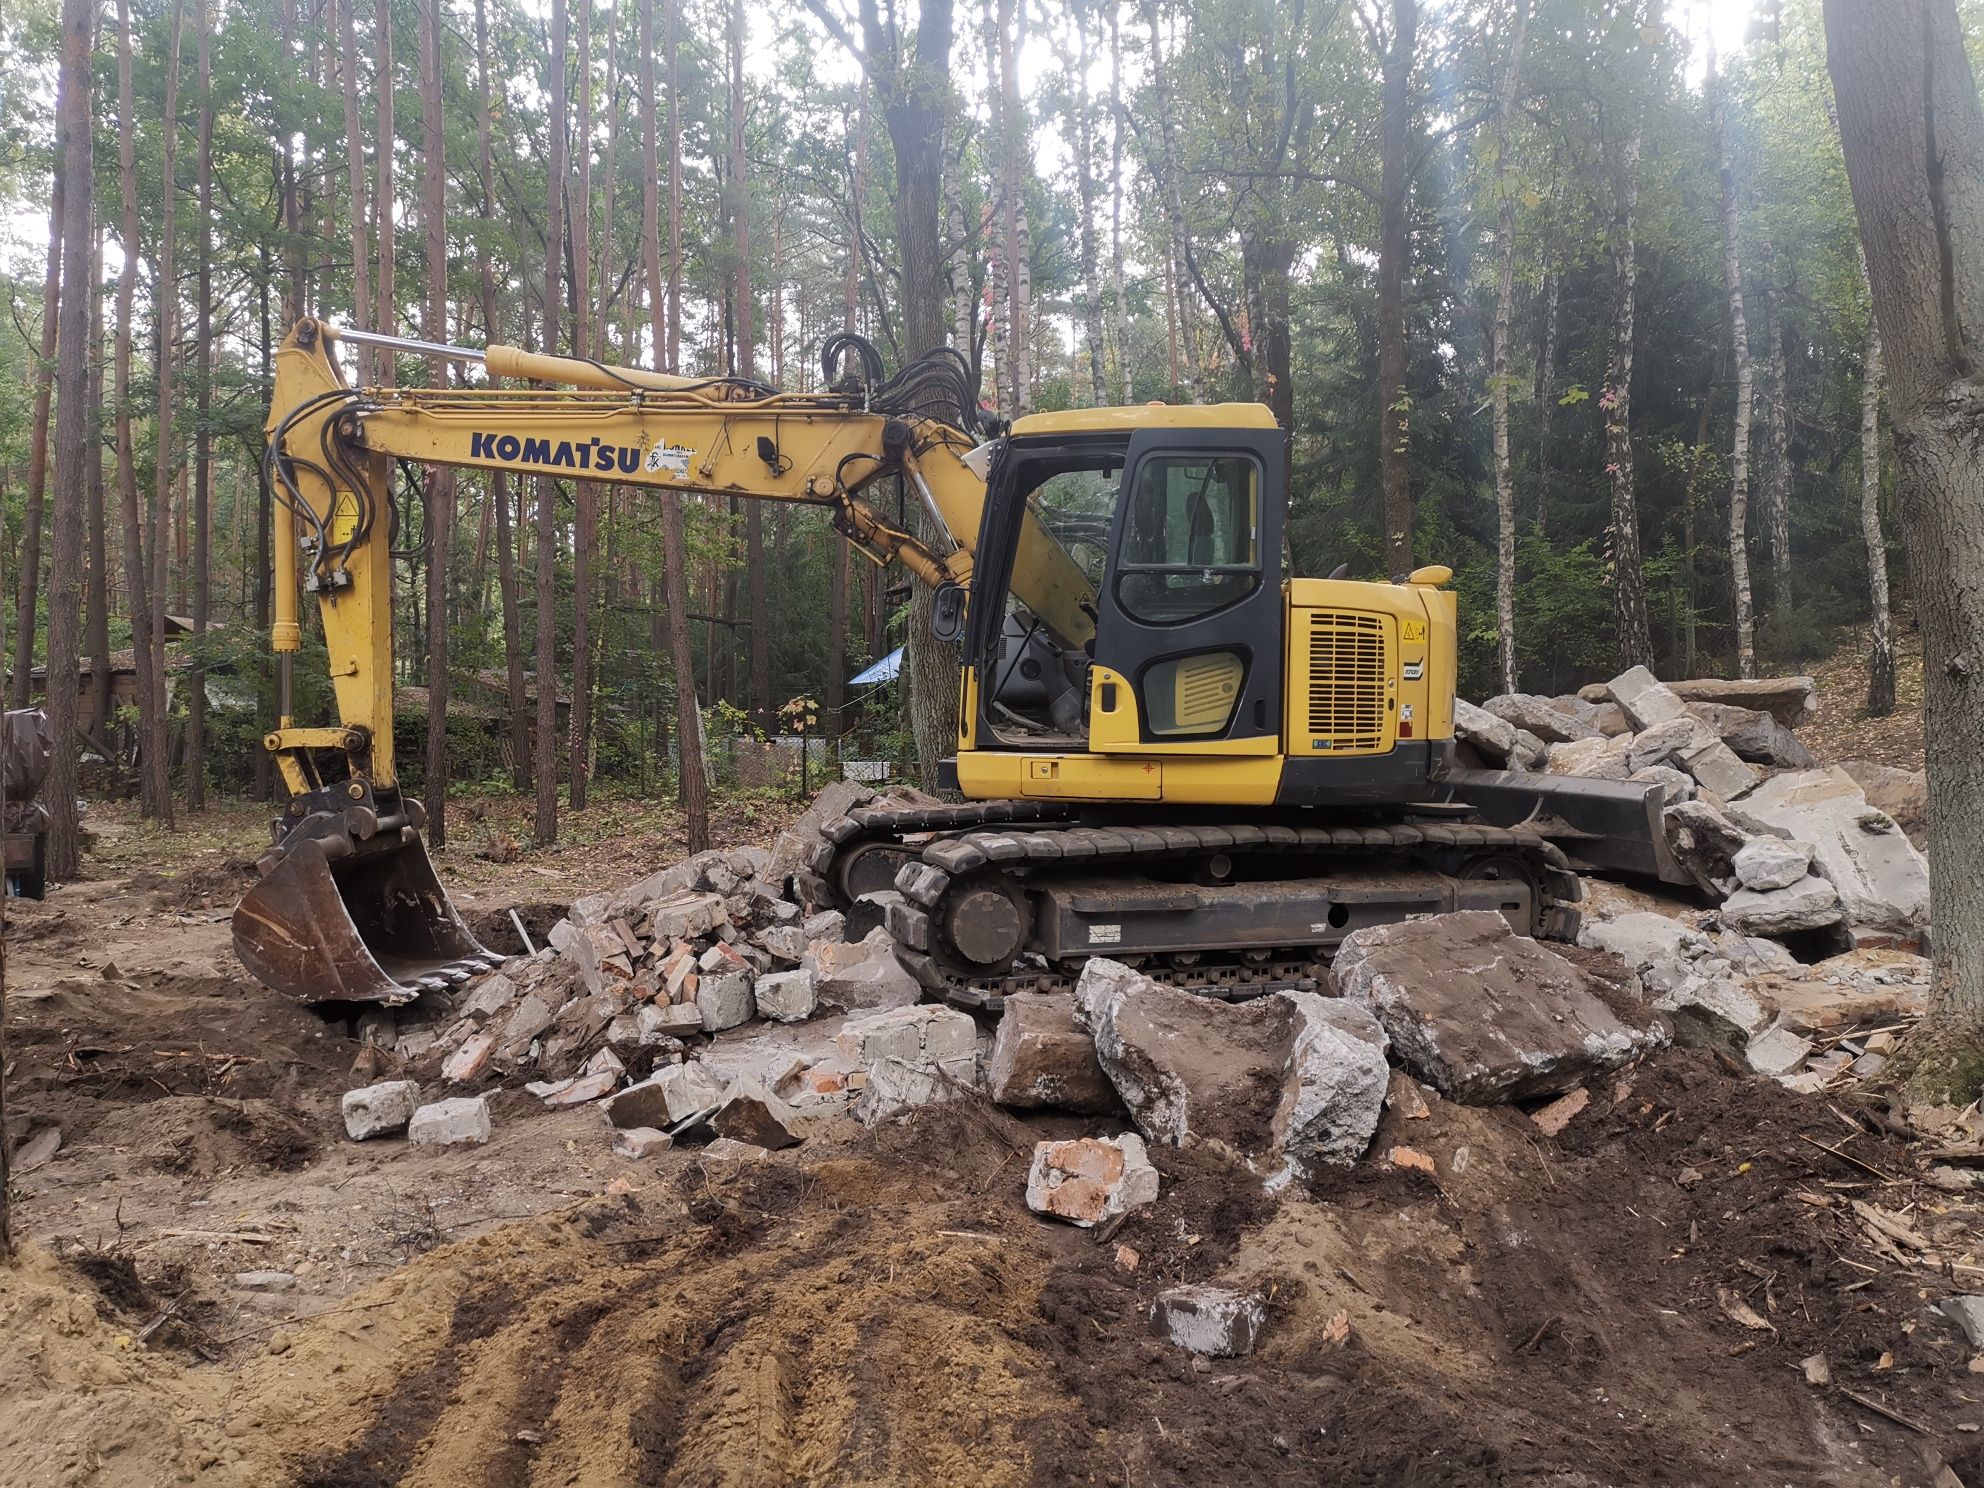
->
[1305,612,1387,751]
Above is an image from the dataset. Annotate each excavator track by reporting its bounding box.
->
[804,806,1582,1014]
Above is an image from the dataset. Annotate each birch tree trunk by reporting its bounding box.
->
[1859,281,1895,717]
[1377,0,1418,577]
[1489,0,1529,695]
[998,0,1031,414]
[1073,1,1105,405]
[1108,3,1132,405]
[642,0,709,845]
[1713,58,1759,679]
[1603,130,1654,670]
[1826,0,1984,1059]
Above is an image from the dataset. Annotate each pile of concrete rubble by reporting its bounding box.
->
[1458,665,1929,948]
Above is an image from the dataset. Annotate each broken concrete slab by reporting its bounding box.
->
[1579,911,1715,975]
[1837,760,1927,847]
[1026,1134,1160,1226]
[985,990,1121,1115]
[1628,764,1695,805]
[697,970,756,1033]
[1335,911,1668,1104]
[1651,973,1776,1057]
[341,1079,422,1141]
[1667,675,1817,728]
[1544,734,1633,780]
[1481,693,1600,744]
[1607,664,1693,731]
[852,1055,974,1125]
[1940,1296,1984,1351]
[1150,1285,1267,1357]
[605,1062,725,1129]
[701,1137,771,1162]
[836,1004,978,1069]
[1663,800,1753,897]
[1453,698,1519,761]
[611,1126,673,1159]
[708,1093,801,1151]
[408,1096,491,1146]
[461,972,519,1021]
[1744,1023,1814,1078]
[1278,990,1390,1169]
[1732,836,1813,893]
[1627,716,1710,774]
[754,968,817,1023]
[1509,729,1547,770]
[1607,666,1760,798]
[844,890,907,942]
[1728,767,1930,935]
[1720,875,1842,936]
[1075,958,1306,1163]
[1687,701,1815,768]
[807,927,920,1012]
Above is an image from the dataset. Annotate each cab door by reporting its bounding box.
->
[1089,429,1284,752]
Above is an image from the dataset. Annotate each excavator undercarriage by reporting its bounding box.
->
[798,799,1583,1012]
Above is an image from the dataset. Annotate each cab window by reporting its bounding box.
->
[1116,453,1261,625]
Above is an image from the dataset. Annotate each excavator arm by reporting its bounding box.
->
[238,319,1091,1003]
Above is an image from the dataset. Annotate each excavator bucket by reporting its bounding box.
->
[232,825,501,1005]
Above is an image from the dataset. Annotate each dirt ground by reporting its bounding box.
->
[5,664,1982,1486]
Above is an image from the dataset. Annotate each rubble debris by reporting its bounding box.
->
[233,1270,297,1293]
[853,1056,974,1126]
[985,991,1121,1115]
[1582,672,1817,727]
[1606,666,1759,798]
[1732,836,1814,893]
[408,1096,491,1147]
[1744,1024,1816,1079]
[697,970,756,1033]
[1663,800,1752,896]
[1074,959,1386,1174]
[1481,693,1600,744]
[608,1063,726,1129]
[1530,1088,1590,1136]
[11,1126,61,1171]
[1278,991,1390,1170]
[1720,876,1843,936]
[1940,1297,1984,1351]
[1686,701,1815,768]
[1838,760,1927,847]
[1453,698,1519,762]
[701,1137,771,1162]
[611,1127,673,1159]
[1544,734,1632,780]
[441,1032,498,1085]
[754,968,818,1023]
[1629,764,1695,805]
[1729,768,1930,937]
[1026,1134,1160,1226]
[1336,911,1668,1104]
[1652,973,1775,1056]
[535,1070,618,1107]
[1150,1285,1267,1357]
[835,1004,978,1074]
[765,778,876,893]
[806,927,921,1011]
[1388,1145,1437,1175]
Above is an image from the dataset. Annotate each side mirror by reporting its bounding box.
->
[931,581,967,644]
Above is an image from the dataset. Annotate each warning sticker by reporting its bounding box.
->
[1087,924,1123,945]
[1401,619,1427,643]
[645,441,694,477]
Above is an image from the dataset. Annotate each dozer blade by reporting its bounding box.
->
[1437,767,1690,887]
[232,826,501,1005]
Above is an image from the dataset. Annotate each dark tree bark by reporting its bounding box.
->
[419,0,455,846]
[188,0,214,808]
[535,0,567,845]
[152,0,183,820]
[1532,259,1559,531]
[339,0,371,374]
[373,0,395,348]
[1377,0,1418,576]
[569,0,596,808]
[114,0,169,822]
[1602,128,1654,669]
[642,0,709,845]
[1857,255,1895,717]
[1825,0,1984,1049]
[1489,0,1529,694]
[85,234,110,743]
[44,0,95,878]
[731,0,770,732]
[8,184,58,710]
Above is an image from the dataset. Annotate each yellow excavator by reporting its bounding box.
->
[235,320,1677,1009]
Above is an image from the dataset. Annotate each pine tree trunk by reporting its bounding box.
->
[8,186,58,710]
[373,0,395,350]
[567,0,595,810]
[1826,0,1984,1052]
[1489,0,1529,695]
[187,2,213,809]
[85,234,111,744]
[1603,130,1654,669]
[730,0,770,732]
[1713,60,1759,679]
[666,0,683,373]
[419,0,455,844]
[535,0,566,845]
[152,0,183,825]
[997,0,1030,413]
[339,0,370,375]
[115,0,168,822]
[642,0,708,845]
[44,0,94,878]
[1107,5,1131,404]
[1759,248,1793,603]
[1377,0,1418,577]
[1072,8,1104,404]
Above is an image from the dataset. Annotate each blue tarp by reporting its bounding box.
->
[849,648,903,686]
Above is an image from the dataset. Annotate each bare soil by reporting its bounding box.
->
[5,767,1982,1485]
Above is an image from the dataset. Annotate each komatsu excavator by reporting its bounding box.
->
[235,319,1679,1010]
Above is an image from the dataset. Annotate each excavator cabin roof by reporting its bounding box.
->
[1007,402,1279,437]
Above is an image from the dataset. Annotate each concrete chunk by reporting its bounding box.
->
[1335,911,1668,1104]
[1480,693,1599,744]
[1453,698,1518,761]
[985,991,1120,1114]
[807,927,920,1011]
[605,1062,725,1129]
[1744,1022,1814,1078]
[1150,1285,1266,1358]
[1721,875,1842,936]
[612,1126,673,1159]
[698,970,756,1032]
[1663,800,1752,897]
[441,1031,498,1084]
[408,1096,491,1146]
[754,968,818,1023]
[1733,836,1813,892]
[1544,734,1633,780]
[853,1055,974,1125]
[1665,674,1816,727]
[1939,1296,1984,1350]
[1026,1134,1160,1226]
[835,1004,978,1069]
[1278,990,1390,1168]
[1729,767,1930,935]
[1687,701,1816,767]
[1607,664,1692,730]
[342,1079,421,1140]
